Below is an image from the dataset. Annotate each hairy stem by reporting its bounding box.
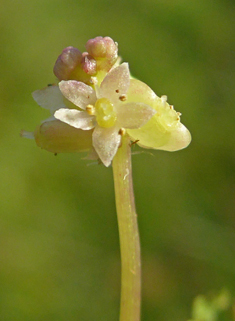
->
[112,134,141,321]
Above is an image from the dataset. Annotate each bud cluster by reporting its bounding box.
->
[53,37,118,85]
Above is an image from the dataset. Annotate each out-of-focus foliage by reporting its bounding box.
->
[0,0,235,320]
[188,289,232,321]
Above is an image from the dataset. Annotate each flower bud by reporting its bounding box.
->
[34,119,93,153]
[81,52,97,75]
[53,48,97,84]
[53,47,82,80]
[85,36,118,71]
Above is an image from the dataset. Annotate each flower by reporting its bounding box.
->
[54,63,157,166]
[22,37,191,166]
[21,85,95,155]
[125,84,191,152]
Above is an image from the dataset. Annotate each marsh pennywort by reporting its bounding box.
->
[22,36,191,321]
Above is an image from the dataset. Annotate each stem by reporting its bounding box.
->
[112,134,141,321]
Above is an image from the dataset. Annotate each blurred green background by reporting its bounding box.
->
[1,0,235,320]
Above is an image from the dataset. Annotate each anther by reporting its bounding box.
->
[119,94,127,101]
[86,104,95,115]
[118,128,126,136]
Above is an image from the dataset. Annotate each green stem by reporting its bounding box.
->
[112,134,141,321]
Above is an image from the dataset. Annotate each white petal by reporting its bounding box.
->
[100,63,130,104]
[32,85,65,113]
[54,108,95,130]
[92,126,121,167]
[117,102,156,129]
[59,80,97,109]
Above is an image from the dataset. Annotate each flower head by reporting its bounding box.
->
[22,37,191,166]
[54,63,156,166]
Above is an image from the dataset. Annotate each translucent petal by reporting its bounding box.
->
[127,114,191,151]
[126,78,157,105]
[117,102,156,129]
[100,63,130,104]
[34,119,93,153]
[54,108,95,130]
[59,80,97,109]
[156,123,191,151]
[32,85,65,113]
[84,147,99,161]
[92,125,121,167]
[20,130,34,139]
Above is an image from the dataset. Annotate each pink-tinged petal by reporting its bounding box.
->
[54,108,95,130]
[92,126,121,167]
[32,85,65,113]
[117,102,156,129]
[59,80,96,109]
[100,63,130,103]
[34,119,93,153]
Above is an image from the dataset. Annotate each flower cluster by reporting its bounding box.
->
[22,36,191,166]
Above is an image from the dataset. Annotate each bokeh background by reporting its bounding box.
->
[1,0,235,320]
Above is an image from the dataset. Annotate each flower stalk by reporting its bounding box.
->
[112,134,141,321]
[22,36,191,321]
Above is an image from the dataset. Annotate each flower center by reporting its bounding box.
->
[95,98,117,128]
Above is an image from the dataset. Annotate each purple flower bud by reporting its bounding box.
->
[86,37,106,57]
[53,47,82,80]
[85,37,118,71]
[81,52,97,75]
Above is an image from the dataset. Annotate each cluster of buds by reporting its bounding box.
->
[53,37,118,85]
[22,36,191,166]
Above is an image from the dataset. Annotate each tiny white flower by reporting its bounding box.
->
[54,63,156,166]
